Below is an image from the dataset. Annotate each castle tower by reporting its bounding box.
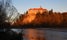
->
[40,6,42,8]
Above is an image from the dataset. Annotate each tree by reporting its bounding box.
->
[49,9,53,15]
[0,0,6,23]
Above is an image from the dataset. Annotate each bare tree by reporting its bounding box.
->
[0,0,20,28]
[0,0,6,23]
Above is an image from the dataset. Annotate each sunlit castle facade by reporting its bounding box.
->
[28,6,48,15]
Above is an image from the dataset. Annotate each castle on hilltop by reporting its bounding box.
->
[27,6,48,15]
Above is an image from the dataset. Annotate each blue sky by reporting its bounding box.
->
[12,0,67,14]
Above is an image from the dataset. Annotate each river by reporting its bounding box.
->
[22,28,67,40]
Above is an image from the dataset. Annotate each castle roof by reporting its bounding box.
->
[29,6,47,10]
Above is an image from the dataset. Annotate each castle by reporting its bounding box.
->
[28,6,48,15]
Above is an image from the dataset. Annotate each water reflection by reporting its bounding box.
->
[23,29,46,40]
[23,28,67,40]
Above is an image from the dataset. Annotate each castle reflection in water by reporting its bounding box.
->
[22,28,67,40]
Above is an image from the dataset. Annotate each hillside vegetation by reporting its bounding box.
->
[14,9,67,28]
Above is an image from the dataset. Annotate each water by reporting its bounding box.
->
[23,28,67,40]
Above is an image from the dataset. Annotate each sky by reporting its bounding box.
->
[12,0,67,14]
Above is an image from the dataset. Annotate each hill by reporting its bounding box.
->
[13,7,67,28]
